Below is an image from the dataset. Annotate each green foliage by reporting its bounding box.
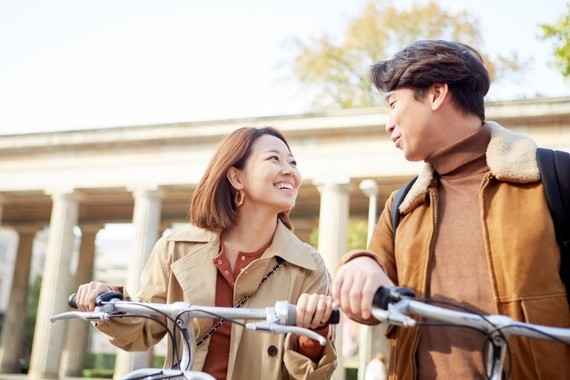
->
[81,353,164,377]
[347,219,369,250]
[309,219,369,250]
[85,352,116,369]
[153,355,166,367]
[540,3,570,78]
[18,275,43,372]
[24,275,41,345]
[82,368,114,378]
[289,0,525,110]
[346,367,358,380]
[83,353,114,377]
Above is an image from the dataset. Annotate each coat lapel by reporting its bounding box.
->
[171,239,219,306]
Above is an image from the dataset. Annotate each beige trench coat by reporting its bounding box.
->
[97,221,337,379]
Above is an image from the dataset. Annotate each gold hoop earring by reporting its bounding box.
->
[235,190,244,207]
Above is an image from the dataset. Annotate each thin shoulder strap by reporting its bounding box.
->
[391,176,418,243]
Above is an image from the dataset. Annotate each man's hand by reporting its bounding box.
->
[332,256,394,321]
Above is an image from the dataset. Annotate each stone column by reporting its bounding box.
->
[315,179,351,380]
[60,223,103,377]
[28,190,79,379]
[315,180,350,275]
[114,187,162,379]
[0,226,39,373]
[357,180,379,380]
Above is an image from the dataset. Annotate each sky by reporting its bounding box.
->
[1,0,569,136]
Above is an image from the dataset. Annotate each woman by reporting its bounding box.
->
[76,126,337,379]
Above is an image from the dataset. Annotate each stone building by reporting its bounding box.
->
[0,97,569,379]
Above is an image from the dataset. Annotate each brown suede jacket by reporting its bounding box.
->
[341,121,570,379]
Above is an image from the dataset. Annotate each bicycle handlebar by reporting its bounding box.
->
[52,291,340,379]
[68,290,124,309]
[372,286,417,309]
[371,286,570,342]
[65,291,340,326]
[370,286,570,380]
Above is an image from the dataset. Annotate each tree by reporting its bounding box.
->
[540,3,570,78]
[289,0,524,110]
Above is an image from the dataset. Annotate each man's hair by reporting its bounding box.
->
[189,126,294,231]
[370,40,490,121]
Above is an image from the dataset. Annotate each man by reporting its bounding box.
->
[332,40,570,379]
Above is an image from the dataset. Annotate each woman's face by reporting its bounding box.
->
[237,134,301,214]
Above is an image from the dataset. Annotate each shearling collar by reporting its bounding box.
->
[399,121,540,214]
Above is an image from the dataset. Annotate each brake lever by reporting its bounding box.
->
[371,299,417,327]
[245,322,328,346]
[50,311,107,322]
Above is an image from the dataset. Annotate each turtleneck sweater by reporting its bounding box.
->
[417,124,496,379]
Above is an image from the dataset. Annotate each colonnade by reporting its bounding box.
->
[0,225,39,373]
[0,179,358,380]
[3,96,567,380]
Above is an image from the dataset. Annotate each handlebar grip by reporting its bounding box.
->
[68,291,124,309]
[68,293,78,309]
[285,304,341,325]
[372,286,416,310]
[327,308,340,324]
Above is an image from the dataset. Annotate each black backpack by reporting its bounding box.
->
[390,148,570,305]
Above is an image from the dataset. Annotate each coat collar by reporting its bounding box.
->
[167,220,318,271]
[399,121,540,214]
[267,221,318,270]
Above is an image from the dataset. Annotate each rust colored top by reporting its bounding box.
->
[202,240,326,379]
[417,126,494,379]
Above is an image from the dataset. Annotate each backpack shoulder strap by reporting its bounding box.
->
[537,148,570,249]
[536,147,570,306]
[391,176,418,241]
[553,149,570,224]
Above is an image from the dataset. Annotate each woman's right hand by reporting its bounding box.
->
[75,281,119,311]
[295,293,335,330]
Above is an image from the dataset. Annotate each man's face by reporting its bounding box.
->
[384,88,437,162]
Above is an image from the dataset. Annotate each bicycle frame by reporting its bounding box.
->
[371,286,570,380]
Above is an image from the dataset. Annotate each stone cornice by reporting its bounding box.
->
[1,96,568,154]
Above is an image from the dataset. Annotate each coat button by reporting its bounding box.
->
[267,345,278,356]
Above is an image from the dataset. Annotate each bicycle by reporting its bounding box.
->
[50,291,339,380]
[371,286,570,380]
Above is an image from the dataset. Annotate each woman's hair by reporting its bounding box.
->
[189,126,294,231]
[370,40,490,121]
